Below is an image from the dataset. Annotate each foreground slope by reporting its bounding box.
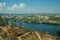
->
[0,26,59,40]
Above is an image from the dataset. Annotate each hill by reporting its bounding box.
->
[0,26,59,40]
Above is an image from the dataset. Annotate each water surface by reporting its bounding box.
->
[21,23,60,35]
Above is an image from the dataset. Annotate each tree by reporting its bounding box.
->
[56,30,60,37]
[0,16,5,26]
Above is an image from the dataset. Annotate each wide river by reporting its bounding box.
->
[4,20,60,35]
[15,22,60,35]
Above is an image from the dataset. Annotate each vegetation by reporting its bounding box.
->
[0,26,58,40]
[0,16,5,26]
[1,15,60,25]
[0,15,60,40]
[9,15,60,25]
[56,30,60,37]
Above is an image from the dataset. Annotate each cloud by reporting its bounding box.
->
[9,4,18,11]
[7,3,25,11]
[0,2,37,13]
[0,2,6,10]
[27,8,32,11]
[19,3,25,8]
[11,4,18,9]
[0,8,2,10]
[0,2,38,13]
[27,8,37,12]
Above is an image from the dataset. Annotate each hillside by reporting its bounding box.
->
[0,26,59,40]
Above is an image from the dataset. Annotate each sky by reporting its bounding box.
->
[0,0,60,14]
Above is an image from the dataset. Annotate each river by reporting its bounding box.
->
[21,22,60,35]
[4,20,60,35]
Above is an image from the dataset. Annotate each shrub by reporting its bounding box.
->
[56,30,60,37]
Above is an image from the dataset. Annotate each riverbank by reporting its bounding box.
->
[26,22,60,25]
